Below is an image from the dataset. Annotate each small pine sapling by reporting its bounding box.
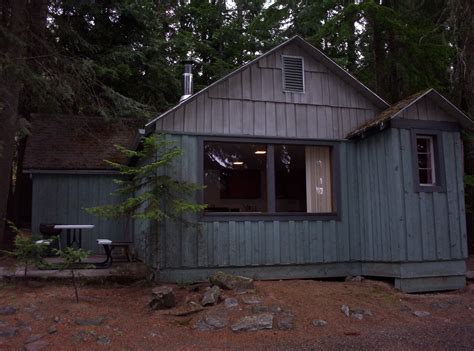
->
[87,133,207,225]
[53,247,91,303]
[2,221,50,280]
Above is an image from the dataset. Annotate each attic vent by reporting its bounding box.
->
[282,55,304,93]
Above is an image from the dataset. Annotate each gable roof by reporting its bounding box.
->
[346,89,474,139]
[24,114,141,172]
[145,35,389,129]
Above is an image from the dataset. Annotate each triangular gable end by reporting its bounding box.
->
[145,36,389,140]
[347,89,473,139]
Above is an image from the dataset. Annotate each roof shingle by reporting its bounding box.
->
[24,114,141,171]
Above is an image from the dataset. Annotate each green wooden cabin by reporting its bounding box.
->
[25,37,472,292]
[23,115,139,252]
[136,36,473,292]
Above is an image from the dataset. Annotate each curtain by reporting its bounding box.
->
[305,146,332,213]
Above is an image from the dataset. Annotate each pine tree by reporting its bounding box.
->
[86,134,206,225]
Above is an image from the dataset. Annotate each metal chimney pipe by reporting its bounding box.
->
[180,59,196,102]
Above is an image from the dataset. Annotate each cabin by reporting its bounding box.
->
[135,36,473,292]
[23,114,139,252]
[23,37,472,292]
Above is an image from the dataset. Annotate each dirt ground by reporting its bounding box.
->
[0,261,473,350]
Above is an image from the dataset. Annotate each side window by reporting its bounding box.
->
[413,132,445,192]
[416,135,436,186]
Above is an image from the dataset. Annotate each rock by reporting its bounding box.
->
[251,305,269,313]
[75,316,107,326]
[251,304,282,314]
[341,304,350,317]
[224,298,239,309]
[97,335,111,345]
[53,316,60,323]
[72,330,97,343]
[24,340,49,351]
[170,305,205,317]
[277,313,294,330]
[194,319,214,331]
[48,325,58,334]
[25,334,44,344]
[209,271,254,291]
[149,286,176,310]
[0,306,16,316]
[242,295,262,305]
[231,314,273,332]
[312,319,328,327]
[0,326,18,338]
[201,286,221,306]
[413,311,430,317]
[194,312,229,331]
[204,314,229,329]
[351,308,372,316]
[352,313,364,320]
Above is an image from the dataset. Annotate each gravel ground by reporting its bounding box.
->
[0,272,473,350]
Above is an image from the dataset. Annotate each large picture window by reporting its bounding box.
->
[203,140,335,216]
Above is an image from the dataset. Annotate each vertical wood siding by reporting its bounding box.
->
[355,128,467,263]
[399,97,453,122]
[143,131,467,272]
[31,174,127,252]
[154,42,381,139]
[150,135,356,269]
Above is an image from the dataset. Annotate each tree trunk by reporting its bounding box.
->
[0,0,27,247]
[451,0,474,254]
[6,0,49,230]
[366,5,387,100]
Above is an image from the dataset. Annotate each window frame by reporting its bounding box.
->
[199,136,341,221]
[281,55,305,94]
[410,129,446,193]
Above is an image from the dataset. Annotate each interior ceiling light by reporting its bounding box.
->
[232,161,244,165]
[254,150,267,154]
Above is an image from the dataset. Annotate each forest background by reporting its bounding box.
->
[0,0,473,247]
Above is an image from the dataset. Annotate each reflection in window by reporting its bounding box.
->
[275,145,306,212]
[203,142,267,213]
[275,145,333,213]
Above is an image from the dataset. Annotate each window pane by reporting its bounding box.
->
[419,169,433,185]
[203,142,267,212]
[274,145,307,212]
[275,145,333,213]
[417,154,431,169]
[417,138,429,153]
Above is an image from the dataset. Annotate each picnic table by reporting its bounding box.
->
[53,224,94,248]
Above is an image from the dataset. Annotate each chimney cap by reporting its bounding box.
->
[180,58,198,65]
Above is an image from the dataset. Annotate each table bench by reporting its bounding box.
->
[96,240,134,268]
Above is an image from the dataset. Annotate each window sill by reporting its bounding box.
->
[414,184,446,193]
[201,212,340,222]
